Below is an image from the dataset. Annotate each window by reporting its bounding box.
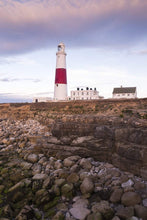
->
[73,92,75,96]
[87,92,89,95]
[58,46,62,51]
[128,94,130,96]
[82,92,84,95]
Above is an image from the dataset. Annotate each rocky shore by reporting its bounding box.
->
[0,116,147,220]
[0,99,147,219]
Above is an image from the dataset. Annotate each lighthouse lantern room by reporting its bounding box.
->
[54,43,67,101]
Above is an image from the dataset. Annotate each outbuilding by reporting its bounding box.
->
[112,86,137,99]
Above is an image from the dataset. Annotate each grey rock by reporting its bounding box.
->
[143,198,147,207]
[69,207,90,220]
[32,163,42,175]
[27,154,38,163]
[80,177,94,194]
[116,206,134,219]
[42,176,51,188]
[67,172,79,183]
[121,192,141,206]
[110,188,123,203]
[92,200,114,219]
[121,179,134,188]
[127,217,139,220]
[87,212,103,220]
[20,162,32,170]
[111,217,120,220]
[54,160,63,169]
[32,173,48,180]
[79,158,92,170]
[73,198,89,208]
[61,183,73,198]
[134,205,147,220]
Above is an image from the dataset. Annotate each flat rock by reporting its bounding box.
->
[73,198,89,208]
[32,173,48,180]
[69,207,90,220]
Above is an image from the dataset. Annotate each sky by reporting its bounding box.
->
[0,0,147,102]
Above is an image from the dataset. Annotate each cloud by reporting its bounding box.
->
[0,0,147,54]
[135,50,147,55]
[0,92,32,103]
[0,77,41,82]
[0,56,36,65]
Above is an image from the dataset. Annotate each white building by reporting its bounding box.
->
[70,87,99,100]
[112,86,137,99]
[32,97,52,103]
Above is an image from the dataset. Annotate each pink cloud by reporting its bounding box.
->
[0,0,147,54]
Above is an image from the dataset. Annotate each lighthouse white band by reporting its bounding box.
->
[56,52,66,68]
[54,84,67,100]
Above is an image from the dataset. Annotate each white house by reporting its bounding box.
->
[70,87,99,100]
[112,86,137,99]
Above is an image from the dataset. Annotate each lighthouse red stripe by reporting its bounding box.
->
[55,68,67,84]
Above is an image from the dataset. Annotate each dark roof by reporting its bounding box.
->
[113,87,136,94]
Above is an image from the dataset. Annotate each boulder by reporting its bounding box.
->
[79,158,92,170]
[80,177,94,194]
[116,206,134,219]
[134,205,147,220]
[92,201,114,220]
[121,192,141,206]
[110,188,123,203]
[61,183,73,198]
[67,173,79,183]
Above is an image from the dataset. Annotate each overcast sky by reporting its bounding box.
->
[0,0,147,102]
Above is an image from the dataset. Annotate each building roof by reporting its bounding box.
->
[113,87,136,94]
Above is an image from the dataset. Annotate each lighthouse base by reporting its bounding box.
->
[54,83,67,101]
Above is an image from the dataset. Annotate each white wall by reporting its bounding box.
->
[32,97,52,102]
[70,89,99,100]
[113,92,137,99]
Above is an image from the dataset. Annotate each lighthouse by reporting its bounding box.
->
[54,42,67,100]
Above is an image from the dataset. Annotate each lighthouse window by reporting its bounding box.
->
[58,46,62,51]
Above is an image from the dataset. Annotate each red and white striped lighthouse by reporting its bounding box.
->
[54,42,67,100]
